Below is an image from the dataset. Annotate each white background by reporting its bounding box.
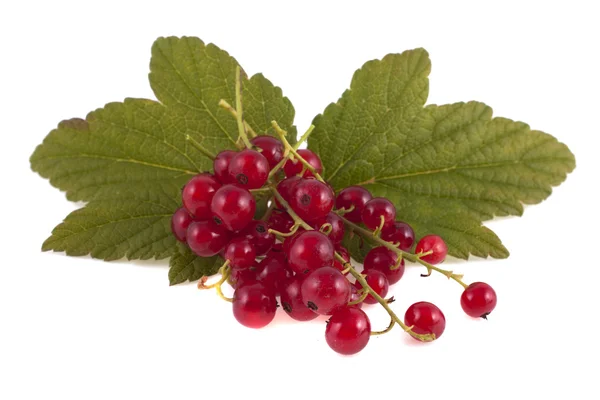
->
[1,1,598,399]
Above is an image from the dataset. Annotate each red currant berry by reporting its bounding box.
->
[213,150,236,184]
[335,186,372,223]
[256,252,292,295]
[182,173,221,220]
[250,135,284,168]
[333,246,351,275]
[289,179,334,222]
[355,269,389,304]
[227,149,269,189]
[275,176,302,207]
[280,275,319,322]
[404,301,446,341]
[211,184,256,231]
[171,207,193,242]
[229,266,257,289]
[301,267,351,315]
[347,284,364,309]
[363,246,405,285]
[325,308,371,355]
[415,235,448,264]
[286,230,334,274]
[187,220,231,257]
[232,281,277,329]
[267,210,295,234]
[240,220,275,256]
[461,282,497,318]
[381,221,415,251]
[361,197,396,231]
[310,212,345,244]
[283,149,323,178]
[224,237,256,269]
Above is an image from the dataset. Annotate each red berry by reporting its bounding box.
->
[301,267,351,315]
[285,230,334,274]
[355,269,389,304]
[361,197,396,231]
[171,207,193,242]
[325,308,371,355]
[280,275,318,322]
[332,246,351,275]
[232,281,277,329]
[283,149,323,178]
[289,179,334,222]
[363,246,405,285]
[267,210,295,234]
[381,221,415,251]
[335,186,372,223]
[250,135,284,168]
[211,184,256,231]
[310,212,345,244]
[187,220,231,257]
[415,235,448,264]
[240,220,275,256]
[182,173,221,220]
[228,149,269,189]
[213,150,237,184]
[346,284,364,309]
[275,176,302,207]
[256,252,292,295]
[224,238,256,269]
[461,282,497,318]
[404,301,446,341]
[229,266,257,289]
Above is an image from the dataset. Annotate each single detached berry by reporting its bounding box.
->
[250,135,284,168]
[229,266,257,290]
[224,237,256,269]
[289,179,334,222]
[228,149,269,189]
[355,269,389,304]
[335,186,372,223]
[285,230,334,274]
[187,220,231,257]
[415,235,448,265]
[267,210,295,234]
[182,173,221,220]
[232,281,277,329]
[381,221,415,251]
[301,266,351,315]
[332,246,351,275]
[256,252,292,295]
[280,275,318,322]
[275,176,302,207]
[404,301,446,341]
[211,184,256,231]
[283,149,323,178]
[171,207,193,242]
[325,308,371,355]
[310,212,345,244]
[361,197,396,230]
[460,282,497,318]
[213,150,237,184]
[240,220,275,256]
[363,246,405,285]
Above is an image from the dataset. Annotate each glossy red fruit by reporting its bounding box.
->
[283,149,323,178]
[256,252,292,295]
[267,210,295,234]
[171,207,193,242]
[335,186,372,223]
[325,308,371,355]
[240,220,275,256]
[363,246,405,285]
[213,150,237,184]
[211,184,256,231]
[275,176,302,207]
[229,266,257,289]
[404,301,446,341]
[289,179,334,222]
[182,173,221,220]
[461,282,497,318]
[232,281,277,329]
[381,221,415,251]
[346,284,364,309]
[286,230,334,274]
[227,149,269,189]
[415,235,448,264]
[224,238,256,269]
[250,135,284,168]
[280,275,319,322]
[301,267,351,315]
[187,220,231,257]
[361,197,396,231]
[332,246,351,275]
[355,269,389,304]
[310,212,345,244]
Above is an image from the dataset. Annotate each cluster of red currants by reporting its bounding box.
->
[171,134,498,355]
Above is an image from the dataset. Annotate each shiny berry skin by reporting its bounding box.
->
[213,150,237,184]
[256,252,292,295]
[280,275,318,321]
[267,210,295,234]
[301,267,351,315]
[310,212,345,244]
[224,238,256,269]
[229,266,257,289]
[250,135,284,168]
[232,281,277,329]
[289,179,334,222]
[227,149,269,189]
[346,285,363,309]
[286,230,334,274]
[332,246,351,275]
[187,220,231,257]
[461,282,497,318]
[361,197,396,230]
[381,221,415,251]
[211,184,256,231]
[363,246,405,285]
[325,308,371,355]
[415,235,448,264]
[240,220,275,256]
[404,301,446,341]
[275,176,302,207]
[171,207,193,242]
[335,186,372,223]
[355,269,389,304]
[283,149,323,178]
[182,173,221,220]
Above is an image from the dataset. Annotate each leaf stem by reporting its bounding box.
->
[218,99,258,138]
[235,66,253,149]
[185,135,216,160]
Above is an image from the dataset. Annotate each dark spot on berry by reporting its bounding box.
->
[307,301,318,311]
[213,216,223,225]
[300,194,311,206]
[256,224,266,233]
[236,173,248,185]
[282,302,292,313]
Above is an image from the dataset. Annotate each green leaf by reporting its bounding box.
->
[309,49,575,259]
[169,243,223,286]
[342,230,373,264]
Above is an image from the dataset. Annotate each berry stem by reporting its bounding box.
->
[267,124,315,179]
[235,66,253,149]
[218,99,258,138]
[370,318,395,336]
[185,134,216,160]
[198,261,234,302]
